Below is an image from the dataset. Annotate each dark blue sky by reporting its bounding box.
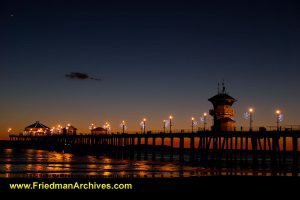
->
[1,0,300,137]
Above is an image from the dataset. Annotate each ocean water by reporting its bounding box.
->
[0,148,297,178]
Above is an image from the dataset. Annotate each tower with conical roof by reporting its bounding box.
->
[208,82,237,131]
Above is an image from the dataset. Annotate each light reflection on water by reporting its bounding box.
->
[0,148,296,178]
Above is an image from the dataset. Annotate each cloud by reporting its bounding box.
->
[65,72,101,81]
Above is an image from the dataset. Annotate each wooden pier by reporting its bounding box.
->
[9,130,300,174]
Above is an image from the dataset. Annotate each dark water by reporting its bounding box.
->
[0,148,296,178]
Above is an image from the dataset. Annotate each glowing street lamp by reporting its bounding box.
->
[142,118,146,134]
[51,126,55,134]
[8,128,12,134]
[276,110,282,131]
[121,121,126,134]
[104,122,110,134]
[169,115,173,133]
[57,125,62,134]
[203,112,207,131]
[66,123,71,130]
[191,117,195,133]
[107,122,111,134]
[89,123,96,131]
[249,108,254,131]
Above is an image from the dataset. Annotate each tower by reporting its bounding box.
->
[208,82,237,131]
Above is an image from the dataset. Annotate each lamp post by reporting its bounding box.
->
[142,118,146,134]
[169,115,173,133]
[8,128,12,135]
[57,125,62,134]
[121,121,125,134]
[89,123,95,135]
[51,127,55,134]
[104,122,110,134]
[66,123,71,134]
[89,123,94,129]
[249,108,254,131]
[276,110,281,131]
[203,112,207,131]
[163,120,166,133]
[191,117,195,133]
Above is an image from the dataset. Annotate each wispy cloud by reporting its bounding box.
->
[65,72,101,81]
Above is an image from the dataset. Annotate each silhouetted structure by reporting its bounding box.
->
[62,124,77,135]
[209,82,236,131]
[91,127,107,135]
[24,121,50,136]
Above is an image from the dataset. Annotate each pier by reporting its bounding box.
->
[9,130,300,175]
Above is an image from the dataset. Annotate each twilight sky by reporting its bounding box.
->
[1,0,300,139]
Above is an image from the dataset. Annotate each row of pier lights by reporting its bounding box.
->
[121,108,282,134]
[7,109,284,134]
[135,114,207,134]
[247,108,283,131]
[87,114,207,135]
[89,109,282,134]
